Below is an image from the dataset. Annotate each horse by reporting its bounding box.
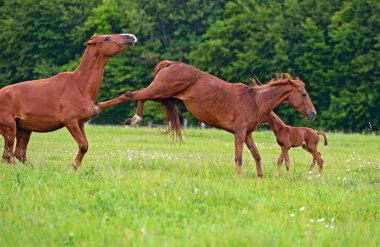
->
[96,60,316,177]
[0,33,137,169]
[262,111,327,177]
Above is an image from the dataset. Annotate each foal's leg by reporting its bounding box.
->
[244,133,263,177]
[284,151,290,176]
[234,132,247,176]
[316,152,324,176]
[66,122,88,170]
[275,147,288,177]
[14,128,32,163]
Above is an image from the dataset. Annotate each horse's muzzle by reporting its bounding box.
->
[124,34,137,45]
[306,111,316,120]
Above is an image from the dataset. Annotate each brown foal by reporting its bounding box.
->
[263,112,327,177]
[97,61,317,177]
[0,33,137,169]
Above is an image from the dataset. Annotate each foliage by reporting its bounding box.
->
[0,0,379,132]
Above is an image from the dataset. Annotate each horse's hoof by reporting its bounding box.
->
[93,105,101,116]
[124,118,133,125]
[125,114,141,125]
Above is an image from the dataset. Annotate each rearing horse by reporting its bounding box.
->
[97,61,316,177]
[0,33,137,169]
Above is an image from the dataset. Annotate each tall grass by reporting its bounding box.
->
[0,126,379,246]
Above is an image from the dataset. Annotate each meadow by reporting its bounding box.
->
[0,126,379,246]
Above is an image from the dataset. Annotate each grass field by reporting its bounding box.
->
[0,126,379,246]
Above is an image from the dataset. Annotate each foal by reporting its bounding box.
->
[263,112,327,177]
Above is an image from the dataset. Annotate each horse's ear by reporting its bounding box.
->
[85,34,98,46]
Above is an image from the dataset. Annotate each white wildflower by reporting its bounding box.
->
[194,188,199,195]
[299,206,305,211]
[290,213,295,217]
[317,218,325,222]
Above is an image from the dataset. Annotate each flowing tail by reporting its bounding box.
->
[159,99,182,141]
[317,131,328,146]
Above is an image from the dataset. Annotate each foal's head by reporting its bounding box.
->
[86,33,137,57]
[269,74,316,120]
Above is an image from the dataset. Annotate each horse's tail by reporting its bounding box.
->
[317,131,328,146]
[154,60,175,78]
[160,98,182,142]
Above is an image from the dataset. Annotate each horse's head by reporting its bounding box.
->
[86,33,137,57]
[286,79,316,120]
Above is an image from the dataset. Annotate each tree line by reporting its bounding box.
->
[0,0,379,132]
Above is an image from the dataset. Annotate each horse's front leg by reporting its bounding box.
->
[244,133,263,177]
[66,122,88,170]
[233,132,247,176]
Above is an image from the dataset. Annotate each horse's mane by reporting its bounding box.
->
[252,73,304,88]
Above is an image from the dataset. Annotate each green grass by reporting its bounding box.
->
[0,126,379,246]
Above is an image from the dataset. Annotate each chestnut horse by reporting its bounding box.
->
[97,61,316,177]
[0,33,137,169]
[263,111,327,177]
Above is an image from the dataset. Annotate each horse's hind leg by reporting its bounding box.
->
[0,118,16,164]
[98,78,187,111]
[244,133,262,177]
[98,87,156,111]
[125,100,145,125]
[14,128,32,163]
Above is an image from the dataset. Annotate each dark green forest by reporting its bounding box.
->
[0,0,379,132]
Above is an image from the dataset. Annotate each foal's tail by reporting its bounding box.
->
[160,99,182,142]
[317,131,328,146]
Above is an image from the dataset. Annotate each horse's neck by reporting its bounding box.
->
[255,84,294,118]
[74,46,109,101]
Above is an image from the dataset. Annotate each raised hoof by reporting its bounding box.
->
[124,118,133,125]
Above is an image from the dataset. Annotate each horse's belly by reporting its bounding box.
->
[184,102,233,131]
[17,116,64,132]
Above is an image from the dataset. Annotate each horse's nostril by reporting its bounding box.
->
[125,34,137,42]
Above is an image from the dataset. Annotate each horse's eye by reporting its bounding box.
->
[104,37,110,41]
[302,93,307,97]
